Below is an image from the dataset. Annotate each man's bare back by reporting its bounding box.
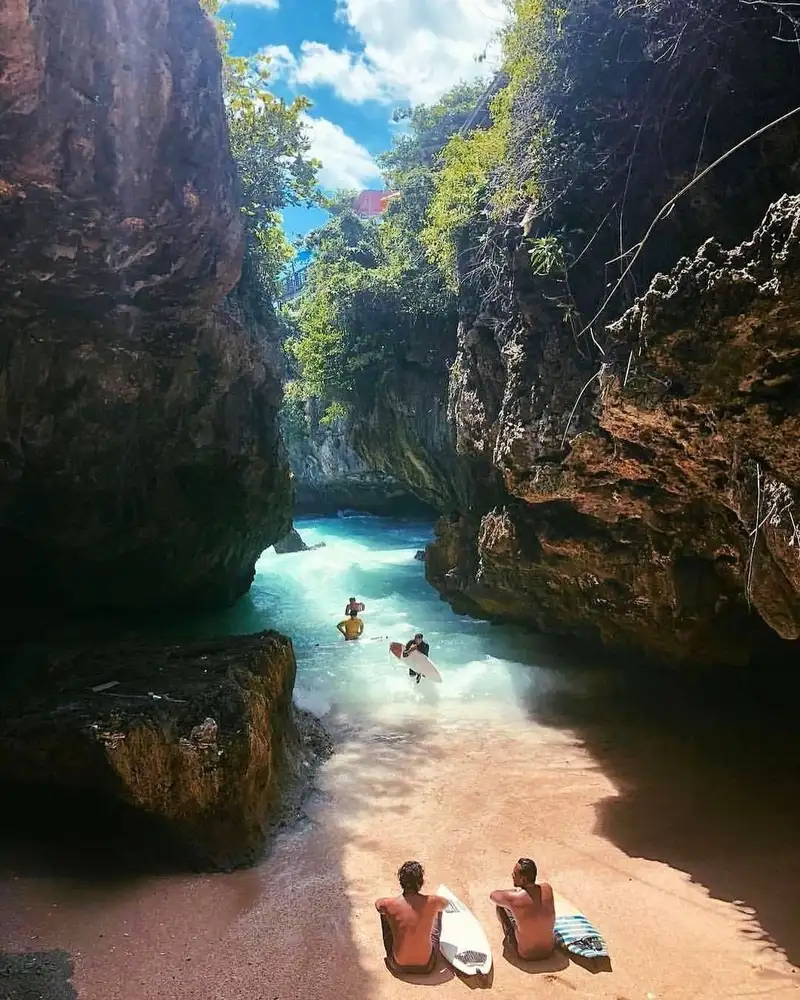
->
[490,858,555,960]
[375,861,446,972]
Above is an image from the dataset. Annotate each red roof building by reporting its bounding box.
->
[353,189,400,218]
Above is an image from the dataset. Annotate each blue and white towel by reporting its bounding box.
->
[554,912,609,960]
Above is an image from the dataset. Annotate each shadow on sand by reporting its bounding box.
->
[0,715,448,1000]
[519,655,800,969]
[383,956,455,987]
[0,950,77,1000]
[500,944,570,976]
[254,713,448,1000]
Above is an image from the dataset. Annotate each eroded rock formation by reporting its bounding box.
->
[428,197,800,664]
[0,631,331,868]
[274,526,308,553]
[286,372,466,515]
[0,0,290,622]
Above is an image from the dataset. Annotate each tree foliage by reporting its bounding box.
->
[283,84,484,418]
[422,0,563,283]
[201,0,319,298]
[280,0,800,429]
[424,0,800,321]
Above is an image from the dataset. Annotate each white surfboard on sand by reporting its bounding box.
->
[389,642,443,683]
[436,884,492,976]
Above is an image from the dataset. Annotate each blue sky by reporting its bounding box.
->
[220,0,505,239]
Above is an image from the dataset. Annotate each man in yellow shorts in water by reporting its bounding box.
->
[337,609,364,641]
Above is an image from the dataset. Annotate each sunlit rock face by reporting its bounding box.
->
[430,198,800,665]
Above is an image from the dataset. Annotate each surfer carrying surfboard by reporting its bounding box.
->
[403,633,429,684]
[489,858,555,961]
[344,596,365,615]
[337,610,364,641]
[375,861,447,975]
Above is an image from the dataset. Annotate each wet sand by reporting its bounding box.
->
[2,667,799,1000]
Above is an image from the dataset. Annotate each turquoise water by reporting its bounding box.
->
[193,514,579,721]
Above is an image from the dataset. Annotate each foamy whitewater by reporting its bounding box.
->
[193,514,566,724]
[3,515,798,1000]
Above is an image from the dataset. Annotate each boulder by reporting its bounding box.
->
[274,528,309,554]
[0,631,331,869]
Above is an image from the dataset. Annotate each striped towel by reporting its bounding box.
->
[554,913,609,960]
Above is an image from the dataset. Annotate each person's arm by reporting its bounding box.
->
[403,640,417,657]
[489,889,514,907]
[375,897,389,913]
[337,620,347,636]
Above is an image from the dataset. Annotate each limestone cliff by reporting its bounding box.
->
[285,364,468,516]
[0,0,291,622]
[428,197,800,664]
[419,2,800,665]
[0,631,330,868]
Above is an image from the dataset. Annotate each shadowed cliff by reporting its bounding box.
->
[0,0,291,624]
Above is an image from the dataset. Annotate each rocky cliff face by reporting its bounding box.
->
[286,365,468,515]
[428,197,800,664]
[0,631,330,869]
[0,0,291,622]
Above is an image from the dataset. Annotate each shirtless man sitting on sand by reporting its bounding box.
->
[489,857,555,960]
[375,860,447,975]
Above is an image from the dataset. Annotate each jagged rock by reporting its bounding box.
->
[189,717,218,748]
[0,0,291,626]
[428,197,800,664]
[0,632,331,868]
[274,528,308,554]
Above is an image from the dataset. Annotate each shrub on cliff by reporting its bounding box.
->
[424,0,800,327]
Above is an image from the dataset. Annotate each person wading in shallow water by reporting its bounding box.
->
[375,861,447,975]
[489,857,555,960]
[344,596,365,615]
[403,632,429,684]
[337,610,364,641]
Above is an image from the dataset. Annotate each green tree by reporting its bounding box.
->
[201,0,320,298]
[282,84,488,420]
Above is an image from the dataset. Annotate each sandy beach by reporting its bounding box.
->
[2,666,798,1000]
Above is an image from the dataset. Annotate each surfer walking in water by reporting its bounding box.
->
[376,861,447,975]
[345,596,365,615]
[403,632,429,684]
[337,610,364,641]
[489,858,555,960]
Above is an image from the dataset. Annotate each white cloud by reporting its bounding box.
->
[263,0,506,106]
[301,114,382,190]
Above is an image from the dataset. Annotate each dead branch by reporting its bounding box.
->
[561,363,609,449]
[575,102,800,347]
[746,461,763,604]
